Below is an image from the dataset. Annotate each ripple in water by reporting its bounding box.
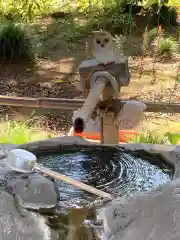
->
[38,147,173,207]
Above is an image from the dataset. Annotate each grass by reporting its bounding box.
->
[129,120,180,145]
[0,119,179,146]
[130,131,168,144]
[156,36,179,58]
[0,120,55,144]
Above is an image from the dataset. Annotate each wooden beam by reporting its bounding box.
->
[0,95,83,110]
[0,95,179,113]
[143,102,180,113]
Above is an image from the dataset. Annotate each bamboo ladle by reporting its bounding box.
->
[5,149,113,200]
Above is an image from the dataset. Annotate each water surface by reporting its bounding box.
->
[37,147,173,239]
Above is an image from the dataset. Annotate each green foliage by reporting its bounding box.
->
[142,27,158,53]
[20,0,47,21]
[0,0,57,22]
[0,23,34,62]
[130,131,180,145]
[149,3,177,27]
[0,120,55,144]
[156,36,179,58]
[55,20,93,44]
[38,18,94,54]
[131,131,167,144]
[143,0,178,9]
[142,26,179,57]
[1,0,178,24]
[165,132,180,144]
[0,0,178,58]
[94,12,136,35]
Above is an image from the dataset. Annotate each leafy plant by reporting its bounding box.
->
[0,0,58,22]
[165,132,180,144]
[156,5,177,27]
[131,131,167,144]
[142,27,157,53]
[20,0,51,21]
[94,11,136,35]
[156,36,178,58]
[0,23,34,62]
[144,1,178,27]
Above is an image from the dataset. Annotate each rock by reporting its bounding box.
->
[117,100,147,129]
[20,136,94,154]
[0,157,59,213]
[5,172,59,212]
[0,190,57,239]
[0,156,59,239]
[98,179,180,240]
[0,144,18,159]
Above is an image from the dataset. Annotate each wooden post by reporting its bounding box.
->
[100,112,119,144]
[99,85,120,145]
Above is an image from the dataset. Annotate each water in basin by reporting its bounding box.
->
[37,146,173,239]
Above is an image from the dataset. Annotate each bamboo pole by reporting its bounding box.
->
[35,165,113,200]
[73,77,107,131]
[0,95,179,113]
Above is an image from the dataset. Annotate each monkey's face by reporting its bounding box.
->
[92,31,112,51]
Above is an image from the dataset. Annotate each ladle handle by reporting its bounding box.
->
[35,164,113,200]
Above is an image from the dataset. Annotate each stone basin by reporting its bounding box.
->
[0,136,180,239]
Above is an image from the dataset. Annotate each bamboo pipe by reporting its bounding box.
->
[73,77,107,133]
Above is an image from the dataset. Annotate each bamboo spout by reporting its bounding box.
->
[73,77,107,133]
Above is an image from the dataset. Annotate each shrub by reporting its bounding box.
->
[142,26,179,58]
[150,3,177,27]
[0,23,35,62]
[0,0,57,22]
[142,27,157,53]
[156,36,179,57]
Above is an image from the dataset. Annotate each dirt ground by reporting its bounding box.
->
[0,16,179,136]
